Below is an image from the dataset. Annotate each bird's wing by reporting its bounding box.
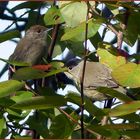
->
[9,37,46,65]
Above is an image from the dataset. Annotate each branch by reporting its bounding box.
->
[0,14,27,22]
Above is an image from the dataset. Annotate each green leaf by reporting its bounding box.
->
[27,111,49,138]
[121,113,140,122]
[87,125,119,138]
[50,61,64,69]
[6,107,30,119]
[13,67,67,80]
[96,87,132,102]
[66,92,105,117]
[90,32,102,49]
[26,11,44,29]
[0,80,25,98]
[11,91,33,102]
[116,11,140,46]
[122,130,140,139]
[0,115,5,136]
[61,19,101,42]
[11,95,66,110]
[0,58,31,66]
[60,1,87,28]
[109,101,140,117]
[112,63,140,88]
[0,98,15,107]
[11,1,44,12]
[49,114,74,138]
[97,43,126,70]
[67,41,84,57]
[103,124,139,130]
[125,12,140,46]
[44,6,64,25]
[0,30,20,43]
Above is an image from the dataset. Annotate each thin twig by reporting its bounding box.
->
[47,0,60,61]
[117,7,130,50]
[107,24,119,35]
[80,2,90,139]
[47,24,60,61]
[59,108,100,137]
[4,11,28,32]
[98,99,113,139]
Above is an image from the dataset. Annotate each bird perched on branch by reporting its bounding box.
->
[9,25,48,66]
[65,60,126,101]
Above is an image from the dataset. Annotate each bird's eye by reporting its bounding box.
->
[37,29,42,33]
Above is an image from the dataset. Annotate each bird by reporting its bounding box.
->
[65,60,126,101]
[9,25,48,66]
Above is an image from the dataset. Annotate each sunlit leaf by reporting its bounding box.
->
[44,6,64,25]
[0,80,25,98]
[60,1,87,28]
[97,43,126,69]
[50,61,64,69]
[61,19,101,42]
[11,91,33,102]
[112,63,140,88]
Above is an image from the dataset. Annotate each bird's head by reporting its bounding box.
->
[26,25,48,39]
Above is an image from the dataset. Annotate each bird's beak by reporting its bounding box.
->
[45,28,53,33]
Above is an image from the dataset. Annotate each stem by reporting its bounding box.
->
[117,8,130,50]
[47,24,60,61]
[80,2,90,139]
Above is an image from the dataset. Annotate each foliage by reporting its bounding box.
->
[0,1,140,139]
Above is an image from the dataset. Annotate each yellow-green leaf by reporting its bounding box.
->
[0,80,25,98]
[112,63,140,88]
[60,1,87,28]
[44,6,64,25]
[97,43,126,70]
[109,101,140,117]
[61,19,101,42]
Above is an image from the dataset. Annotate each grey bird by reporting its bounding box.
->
[9,25,48,65]
[65,60,126,101]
